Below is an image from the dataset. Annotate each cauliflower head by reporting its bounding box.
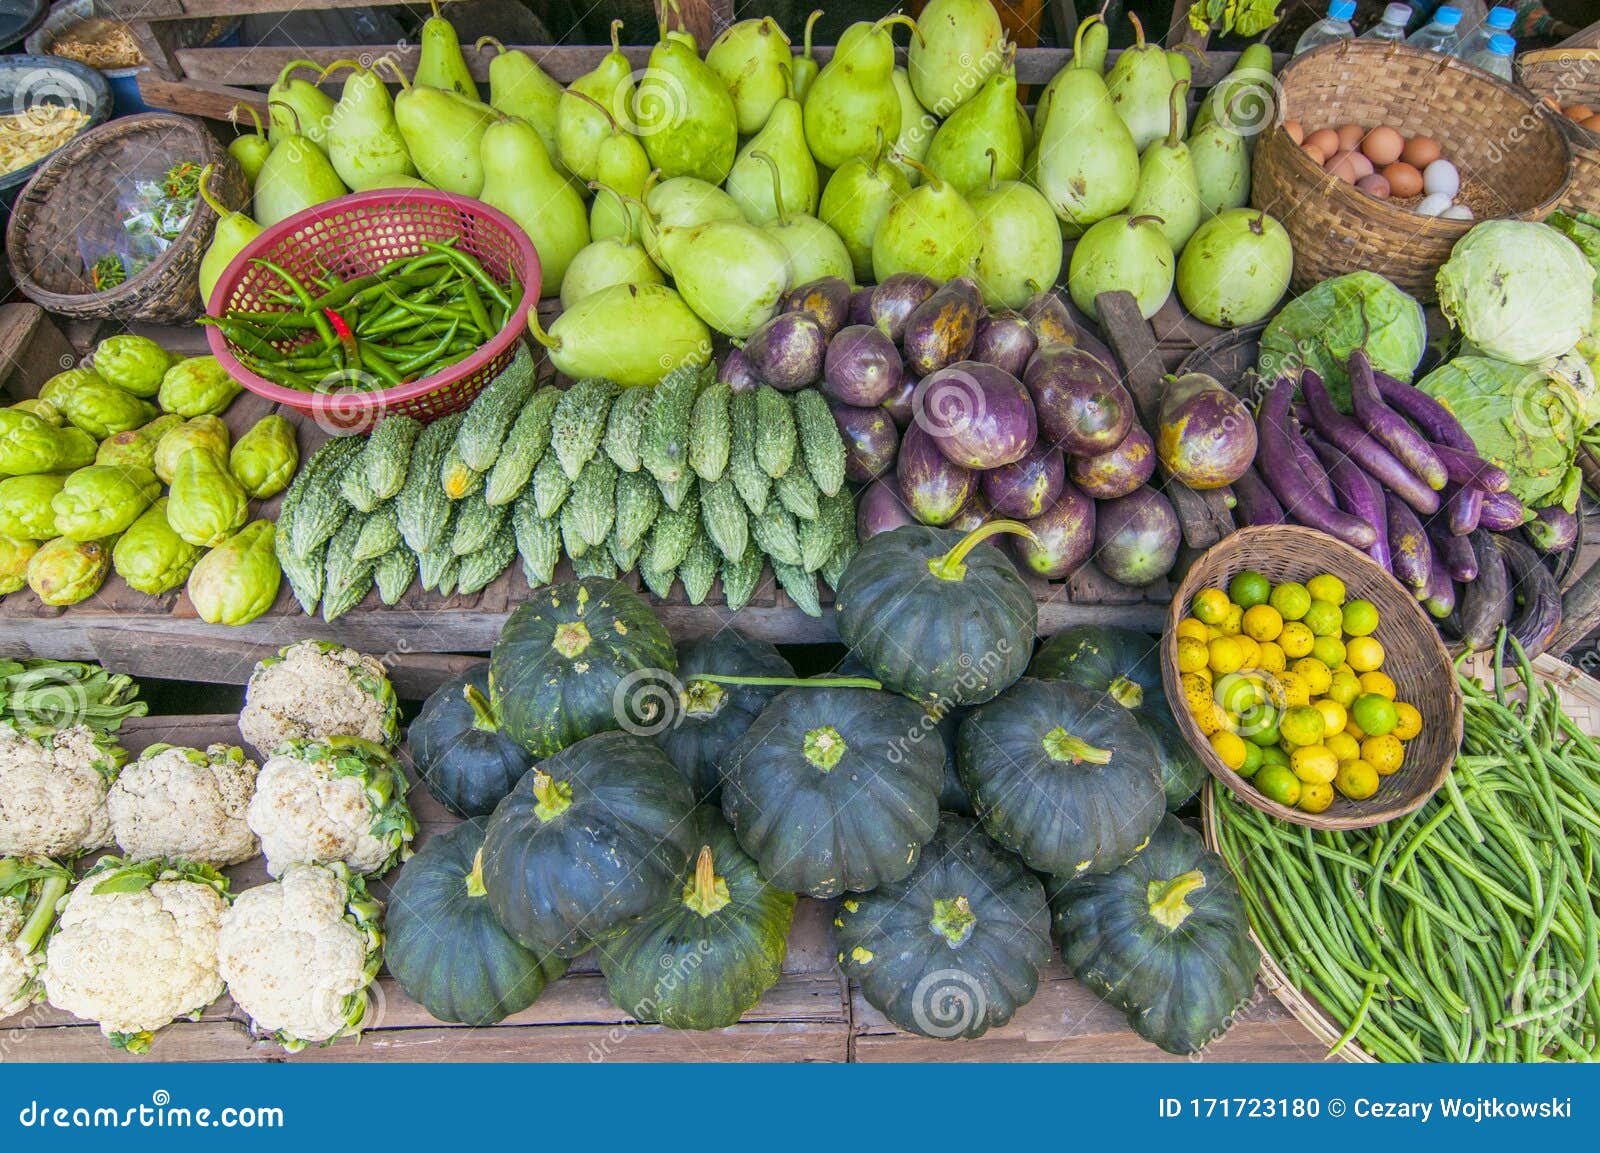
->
[246,736,416,878]
[108,743,260,866]
[1,855,73,1019]
[238,641,400,756]
[0,722,125,857]
[217,863,383,1051]
[42,857,229,1052]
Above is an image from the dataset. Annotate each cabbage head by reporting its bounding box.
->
[1435,221,1596,366]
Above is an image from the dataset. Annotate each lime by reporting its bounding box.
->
[1350,694,1398,737]
[1303,599,1344,638]
[1210,730,1248,771]
[1279,705,1326,747]
[1335,760,1380,800]
[1243,708,1281,747]
[1311,635,1347,668]
[1327,670,1361,708]
[1270,581,1312,621]
[1343,598,1380,637]
[1346,636,1385,673]
[1307,573,1346,605]
[1392,701,1422,741]
[1208,636,1245,675]
[1239,742,1263,778]
[1361,734,1405,776]
[1242,603,1284,642]
[1298,781,1335,814]
[1278,621,1315,659]
[1216,673,1267,714]
[1259,745,1290,768]
[1291,745,1339,785]
[1192,588,1231,625]
[1229,570,1272,609]
[1255,764,1302,807]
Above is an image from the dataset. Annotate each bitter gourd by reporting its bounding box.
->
[754,385,796,479]
[720,543,766,613]
[341,415,420,510]
[688,380,732,482]
[749,502,803,568]
[512,488,560,587]
[551,378,618,480]
[799,487,853,572]
[613,468,661,552]
[677,529,718,606]
[450,490,511,556]
[641,362,705,487]
[484,385,560,506]
[457,524,517,594]
[792,389,846,497]
[397,414,462,556]
[775,467,820,522]
[560,500,589,560]
[571,548,618,581]
[699,474,749,562]
[645,485,700,572]
[274,501,325,615]
[321,515,375,622]
[638,556,677,600]
[286,435,361,560]
[568,456,617,549]
[602,387,652,473]
[374,547,417,605]
[728,389,770,515]
[456,343,538,472]
[352,502,402,563]
[439,438,484,501]
[531,450,572,519]
[772,558,821,617]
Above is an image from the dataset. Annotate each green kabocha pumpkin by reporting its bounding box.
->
[839,651,971,816]
[1049,814,1258,1055]
[489,577,677,757]
[596,807,796,1030]
[958,677,1165,877]
[836,521,1037,709]
[1029,626,1206,809]
[482,730,697,957]
[720,686,943,898]
[655,631,794,804]
[408,664,532,818]
[838,813,1052,1040]
[386,818,567,1026]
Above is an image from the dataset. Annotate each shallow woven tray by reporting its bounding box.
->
[1518,48,1600,217]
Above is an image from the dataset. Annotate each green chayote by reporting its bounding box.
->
[166,449,248,547]
[229,415,300,499]
[0,410,97,477]
[54,378,157,439]
[0,473,68,539]
[38,367,102,408]
[112,498,202,595]
[186,520,280,625]
[153,416,231,485]
[96,414,184,472]
[92,335,179,398]
[157,356,242,418]
[50,465,161,541]
[26,535,111,605]
[0,534,38,594]
[11,398,62,426]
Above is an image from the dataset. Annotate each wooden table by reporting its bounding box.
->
[0,713,1328,1063]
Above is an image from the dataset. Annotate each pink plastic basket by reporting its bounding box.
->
[205,189,541,434]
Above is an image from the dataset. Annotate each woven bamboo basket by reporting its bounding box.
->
[1163,525,1463,830]
[1517,48,1600,216]
[4,112,245,323]
[1203,650,1600,1062]
[1251,40,1572,301]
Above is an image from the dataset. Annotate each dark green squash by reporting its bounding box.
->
[489,577,677,758]
[482,730,697,957]
[957,677,1165,877]
[836,522,1037,710]
[1030,626,1206,810]
[656,632,794,804]
[1049,814,1258,1055]
[408,665,531,818]
[838,813,1052,1040]
[720,686,943,898]
[838,651,971,816]
[385,818,567,1025]
[595,807,796,1030]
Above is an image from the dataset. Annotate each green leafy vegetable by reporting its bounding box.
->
[1257,271,1426,410]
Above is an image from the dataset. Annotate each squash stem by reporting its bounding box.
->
[1106,675,1144,711]
[928,519,1039,582]
[693,673,883,690]
[1042,726,1113,765]
[462,683,500,733]
[1147,870,1207,931]
[683,845,732,917]
[465,849,488,898]
[551,621,591,658]
[930,895,977,947]
[679,678,728,719]
[804,725,848,772]
[530,770,573,822]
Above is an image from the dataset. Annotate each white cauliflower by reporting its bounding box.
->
[42,857,229,1053]
[246,736,415,878]
[238,641,400,757]
[1,855,73,1019]
[107,743,260,867]
[217,863,383,1051]
[0,722,125,857]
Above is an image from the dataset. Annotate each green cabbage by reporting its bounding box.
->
[1435,221,1596,366]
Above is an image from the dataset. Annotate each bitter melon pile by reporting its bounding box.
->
[273,346,856,620]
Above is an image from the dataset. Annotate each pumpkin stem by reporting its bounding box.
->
[693,673,883,691]
[930,895,978,947]
[1106,675,1144,710]
[551,622,592,658]
[927,519,1040,582]
[465,848,488,898]
[679,678,729,720]
[462,683,500,732]
[1042,726,1114,765]
[530,770,573,822]
[803,725,848,772]
[683,845,732,917]
[1148,870,1207,931]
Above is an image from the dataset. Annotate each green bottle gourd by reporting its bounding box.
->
[889,67,934,187]
[971,150,1063,311]
[1128,81,1202,253]
[638,172,743,272]
[1106,13,1177,153]
[320,59,416,189]
[559,237,664,310]
[415,0,479,99]
[706,16,792,136]
[565,91,651,242]
[557,20,635,184]
[724,85,817,225]
[381,59,494,197]
[266,61,335,148]
[924,42,1023,197]
[819,128,910,284]
[1193,43,1274,133]
[750,151,853,287]
[908,0,1004,115]
[479,36,564,171]
[656,203,792,339]
[226,104,270,186]
[803,14,919,172]
[1031,12,1107,139]
[478,116,589,298]
[1189,120,1251,217]
[637,1,738,184]
[196,164,262,308]
[790,10,823,103]
[254,102,349,228]
[1068,213,1175,321]
[871,157,981,283]
[1031,18,1138,238]
[530,282,709,388]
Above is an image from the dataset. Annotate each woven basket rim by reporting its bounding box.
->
[5,112,221,310]
[1517,48,1600,153]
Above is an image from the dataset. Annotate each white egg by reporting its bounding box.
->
[1441,204,1475,221]
[1422,159,1460,198]
[1415,192,1453,217]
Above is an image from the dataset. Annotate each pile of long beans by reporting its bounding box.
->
[205,240,521,392]
[1214,638,1600,1063]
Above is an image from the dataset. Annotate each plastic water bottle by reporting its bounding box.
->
[1407,5,1464,52]
[1466,32,1516,79]
[1362,4,1414,41]
[1295,0,1358,54]
[1452,6,1514,58]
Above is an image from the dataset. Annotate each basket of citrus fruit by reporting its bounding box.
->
[1162,525,1463,829]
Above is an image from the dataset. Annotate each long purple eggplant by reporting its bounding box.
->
[1425,515,1478,582]
[1446,484,1483,536]
[1420,548,1456,620]
[1311,437,1390,571]
[1289,428,1336,505]
[1303,370,1441,515]
[1479,489,1529,531]
[1373,370,1476,451]
[1458,530,1513,651]
[1231,466,1284,527]
[1431,442,1510,494]
[1385,490,1432,590]
[1348,350,1447,490]
[1497,534,1562,658]
[1255,375,1377,548]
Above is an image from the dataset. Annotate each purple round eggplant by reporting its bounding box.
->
[947,489,997,535]
[881,373,917,429]
[1023,343,1134,455]
[822,324,903,407]
[971,313,1038,378]
[1013,483,1095,580]
[870,273,938,342]
[1021,290,1081,348]
[1068,425,1156,499]
[911,361,1037,470]
[857,478,915,542]
[847,286,875,327]
[718,346,761,393]
[897,421,975,526]
[1093,486,1181,587]
[744,312,827,391]
[982,444,1065,520]
[783,276,852,338]
[1156,372,1257,491]
[830,400,901,483]
[1525,505,1578,553]
[901,277,982,375]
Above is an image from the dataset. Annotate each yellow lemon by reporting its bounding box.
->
[1327,670,1361,708]
[1359,671,1397,700]
[1242,603,1284,642]
[1307,573,1346,605]
[1335,759,1380,800]
[1291,745,1339,784]
[1176,618,1209,643]
[1210,730,1248,771]
[1292,658,1332,696]
[1192,587,1230,625]
[1276,670,1311,708]
[1298,781,1335,813]
[1233,633,1261,669]
[1219,603,1244,636]
[1392,701,1422,741]
[1279,621,1315,659]
[1325,731,1361,762]
[1258,641,1287,673]
[1208,636,1245,675]
[1279,705,1326,748]
[1313,698,1347,737]
[1177,636,1209,673]
[1361,734,1405,776]
[1346,636,1385,673]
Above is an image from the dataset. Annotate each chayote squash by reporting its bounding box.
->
[26,535,111,605]
[166,449,249,547]
[50,465,161,542]
[186,520,280,625]
[0,534,39,594]
[0,473,68,540]
[154,416,231,484]
[157,355,242,417]
[229,415,299,499]
[0,410,95,476]
[54,378,157,439]
[96,414,184,472]
[37,367,102,408]
[112,498,203,594]
[11,398,62,426]
[91,335,179,398]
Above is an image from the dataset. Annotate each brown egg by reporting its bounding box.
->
[1584,114,1600,133]
[1326,150,1374,184]
[1357,173,1392,199]
[1402,136,1442,168]
[1383,161,1424,198]
[1305,128,1341,157]
[1567,104,1595,122]
[1302,142,1329,165]
[1284,120,1305,145]
[1362,125,1405,167]
[1336,123,1365,151]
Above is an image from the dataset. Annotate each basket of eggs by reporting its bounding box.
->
[1517,48,1600,217]
[1252,39,1571,300]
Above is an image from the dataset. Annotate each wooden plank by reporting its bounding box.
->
[0,304,77,400]
[138,73,267,123]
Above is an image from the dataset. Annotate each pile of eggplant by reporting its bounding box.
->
[1242,350,1561,657]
